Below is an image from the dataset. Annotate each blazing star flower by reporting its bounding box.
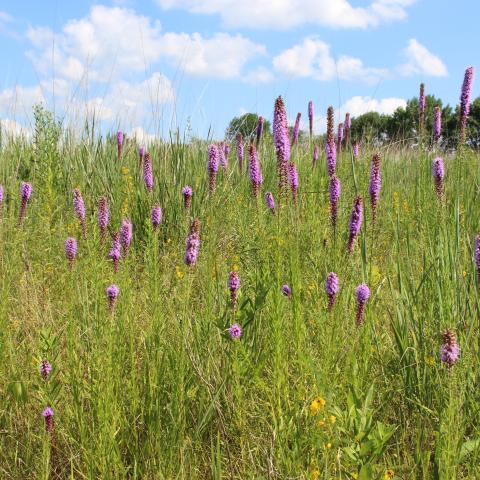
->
[248,143,263,198]
[369,154,382,222]
[475,234,480,283]
[325,272,339,311]
[353,141,360,158]
[106,284,120,312]
[265,191,275,214]
[459,66,475,143]
[98,196,109,241]
[228,271,240,307]
[228,323,242,339]
[326,107,334,144]
[256,116,264,146]
[151,204,162,230]
[292,112,301,146]
[325,141,337,177]
[42,407,54,433]
[108,233,121,273]
[329,175,341,229]
[139,146,145,164]
[308,101,314,137]
[236,133,244,174]
[219,142,228,170]
[348,196,363,253]
[434,106,442,141]
[73,188,87,239]
[274,97,290,198]
[40,360,52,380]
[18,182,32,226]
[440,329,460,367]
[208,144,219,194]
[432,157,445,201]
[282,284,292,299]
[337,123,344,149]
[288,162,299,204]
[355,283,370,326]
[313,145,319,165]
[143,153,154,192]
[120,219,133,255]
[185,219,200,266]
[182,186,192,209]
[117,131,124,159]
[64,237,77,268]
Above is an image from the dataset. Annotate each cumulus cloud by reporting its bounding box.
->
[243,66,274,85]
[273,37,388,84]
[0,119,31,138]
[156,0,416,29]
[398,39,448,77]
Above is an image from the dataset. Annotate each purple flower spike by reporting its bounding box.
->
[117,131,124,160]
[18,181,32,227]
[219,142,228,170]
[185,219,200,266]
[288,162,299,204]
[353,141,359,158]
[355,283,370,326]
[337,123,344,151]
[325,272,339,311]
[434,106,442,142]
[228,271,240,307]
[151,204,162,230]
[98,196,109,242]
[292,112,301,146]
[248,143,263,198]
[440,329,460,368]
[325,141,337,177]
[139,146,146,164]
[282,284,292,300]
[108,233,121,273]
[120,219,133,256]
[274,97,290,199]
[475,234,480,283]
[432,157,445,201]
[40,360,52,380]
[106,284,120,312]
[256,116,264,147]
[236,133,244,174]
[313,145,319,165]
[308,101,314,137]
[208,144,219,194]
[42,406,54,433]
[329,175,341,229]
[182,186,192,209]
[0,185,4,207]
[143,153,154,192]
[369,154,382,223]
[228,323,242,339]
[265,191,275,214]
[64,237,77,269]
[348,196,363,253]
[73,188,87,239]
[459,66,474,143]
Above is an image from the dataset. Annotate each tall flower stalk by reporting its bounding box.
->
[459,66,475,144]
[143,153,154,192]
[117,131,124,160]
[432,157,445,201]
[236,133,244,174]
[325,272,339,311]
[344,113,351,147]
[73,188,87,239]
[440,329,460,368]
[292,112,301,146]
[326,107,336,177]
[434,106,442,142]
[273,96,290,200]
[265,192,275,214]
[151,204,162,230]
[64,237,77,269]
[347,196,363,253]
[369,154,381,223]
[419,83,425,135]
[182,186,192,209]
[475,234,480,283]
[313,145,319,165]
[108,232,121,273]
[288,163,299,204]
[329,175,341,230]
[256,116,264,147]
[98,196,109,242]
[308,101,314,138]
[228,271,240,307]
[106,284,119,312]
[355,283,370,326]
[185,219,200,266]
[18,181,32,227]
[248,143,263,198]
[337,123,344,152]
[208,144,219,194]
[120,219,133,256]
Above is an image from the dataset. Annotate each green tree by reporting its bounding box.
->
[225,113,271,141]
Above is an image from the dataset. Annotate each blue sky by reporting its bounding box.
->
[0,0,478,141]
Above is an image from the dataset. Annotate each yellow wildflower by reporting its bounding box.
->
[231,264,239,272]
[309,396,326,416]
[121,166,129,175]
[317,419,326,428]
[462,271,467,278]
[403,200,409,213]
[310,468,321,480]
[175,266,184,279]
[325,442,332,449]
[328,415,336,424]
[384,470,394,480]
[425,356,435,366]
[392,191,399,209]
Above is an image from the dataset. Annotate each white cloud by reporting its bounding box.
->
[129,126,157,145]
[243,66,274,84]
[26,5,265,82]
[398,39,448,77]
[0,119,31,138]
[0,85,44,117]
[0,11,13,23]
[273,37,387,84]
[313,96,406,133]
[156,0,416,29]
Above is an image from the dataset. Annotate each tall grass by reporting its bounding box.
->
[1,110,480,479]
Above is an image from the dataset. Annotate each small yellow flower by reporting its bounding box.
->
[317,419,326,428]
[350,473,358,480]
[384,469,394,480]
[426,356,435,366]
[231,264,239,272]
[325,442,332,449]
[121,166,129,175]
[463,271,467,278]
[392,191,399,209]
[328,415,336,424]
[175,266,184,279]
[309,283,316,291]
[309,396,326,416]
[167,238,172,244]
[403,200,409,213]
[310,468,321,480]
